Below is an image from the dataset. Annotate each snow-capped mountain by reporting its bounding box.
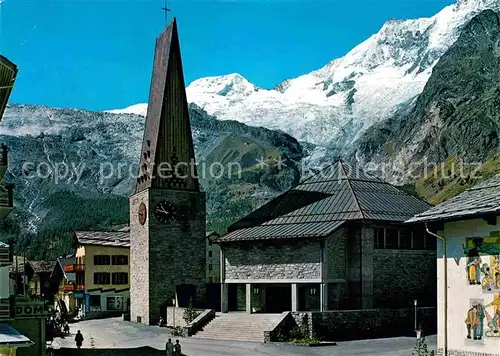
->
[109,0,500,148]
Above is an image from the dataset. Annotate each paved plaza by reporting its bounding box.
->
[51,318,437,356]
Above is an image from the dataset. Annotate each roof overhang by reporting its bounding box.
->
[0,324,34,348]
[0,55,18,120]
[406,211,500,225]
[216,220,346,244]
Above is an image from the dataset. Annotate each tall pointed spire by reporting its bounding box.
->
[135,18,198,193]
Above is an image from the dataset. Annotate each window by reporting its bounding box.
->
[374,228,385,249]
[111,255,128,265]
[94,255,110,265]
[93,272,111,285]
[112,272,128,285]
[208,250,212,258]
[386,229,399,249]
[208,264,212,271]
[399,228,412,249]
[413,229,425,250]
[89,295,101,307]
[107,297,116,311]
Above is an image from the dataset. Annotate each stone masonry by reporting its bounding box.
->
[224,241,321,281]
[130,189,149,325]
[130,188,206,325]
[373,249,436,308]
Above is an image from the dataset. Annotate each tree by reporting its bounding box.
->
[412,336,432,356]
[182,298,199,324]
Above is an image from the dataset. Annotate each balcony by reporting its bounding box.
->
[0,144,7,180]
[0,298,11,320]
[0,183,13,219]
[63,284,84,292]
[64,264,84,273]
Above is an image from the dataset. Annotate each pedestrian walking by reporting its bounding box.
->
[174,339,181,356]
[64,322,70,336]
[74,330,84,349]
[166,338,174,356]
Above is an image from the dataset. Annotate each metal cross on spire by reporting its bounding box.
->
[161,0,171,27]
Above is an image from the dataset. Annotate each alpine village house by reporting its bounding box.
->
[408,174,500,356]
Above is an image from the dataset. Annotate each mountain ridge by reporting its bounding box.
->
[354,9,500,202]
[109,0,500,151]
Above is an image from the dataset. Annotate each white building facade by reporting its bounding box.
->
[408,175,500,356]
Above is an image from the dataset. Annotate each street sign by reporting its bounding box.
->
[15,302,50,318]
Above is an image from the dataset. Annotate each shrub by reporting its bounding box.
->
[291,337,320,345]
[182,298,200,324]
[171,326,185,337]
[413,336,432,356]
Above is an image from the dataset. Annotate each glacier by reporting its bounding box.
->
[108,0,500,149]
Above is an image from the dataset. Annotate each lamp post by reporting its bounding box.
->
[172,298,176,328]
[414,299,418,333]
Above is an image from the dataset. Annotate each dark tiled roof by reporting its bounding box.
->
[75,231,130,247]
[57,257,76,282]
[407,174,500,224]
[0,323,33,347]
[218,161,430,243]
[29,260,56,274]
[9,256,28,274]
[0,55,18,121]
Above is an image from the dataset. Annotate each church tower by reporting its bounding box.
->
[130,18,206,325]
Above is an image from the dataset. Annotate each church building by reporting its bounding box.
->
[129,18,206,325]
[217,161,436,314]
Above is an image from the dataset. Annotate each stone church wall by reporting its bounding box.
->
[325,228,347,280]
[291,307,436,341]
[373,249,436,309]
[224,241,321,281]
[373,249,437,308]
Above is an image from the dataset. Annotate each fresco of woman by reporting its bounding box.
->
[467,257,482,285]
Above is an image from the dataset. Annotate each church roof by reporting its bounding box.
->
[135,18,199,193]
[407,174,500,224]
[75,231,130,248]
[218,161,430,243]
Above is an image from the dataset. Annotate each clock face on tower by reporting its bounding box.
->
[138,203,147,225]
[154,200,178,224]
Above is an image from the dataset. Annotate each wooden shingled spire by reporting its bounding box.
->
[135,18,199,193]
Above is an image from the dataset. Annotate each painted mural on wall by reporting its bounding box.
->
[464,235,500,341]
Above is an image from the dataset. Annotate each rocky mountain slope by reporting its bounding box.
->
[355,9,500,203]
[0,103,304,256]
[111,0,500,152]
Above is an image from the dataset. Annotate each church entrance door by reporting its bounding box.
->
[265,285,291,313]
[176,284,196,307]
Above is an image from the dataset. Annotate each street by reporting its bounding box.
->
[51,318,437,356]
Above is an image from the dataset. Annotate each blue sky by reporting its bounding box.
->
[2,0,453,111]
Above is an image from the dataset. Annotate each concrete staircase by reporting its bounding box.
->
[192,313,282,342]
